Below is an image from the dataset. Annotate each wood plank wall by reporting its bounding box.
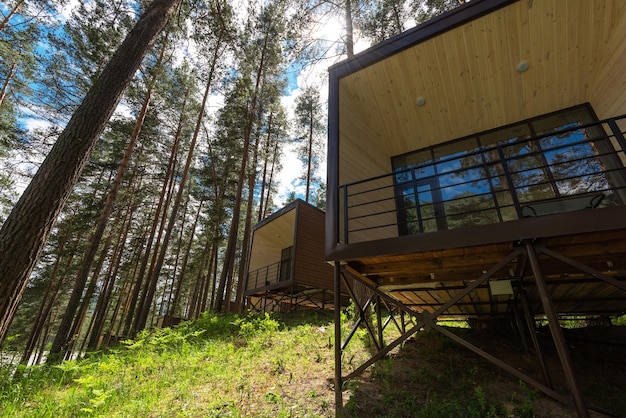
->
[293,203,335,290]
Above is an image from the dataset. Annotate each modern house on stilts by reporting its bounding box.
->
[244,199,349,312]
[326,1,626,416]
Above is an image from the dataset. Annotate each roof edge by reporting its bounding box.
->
[253,198,325,231]
[328,0,518,79]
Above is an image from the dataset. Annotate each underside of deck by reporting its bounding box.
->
[344,229,626,320]
[245,282,350,313]
[333,224,626,417]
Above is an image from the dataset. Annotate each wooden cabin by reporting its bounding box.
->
[244,199,347,312]
[327,0,626,415]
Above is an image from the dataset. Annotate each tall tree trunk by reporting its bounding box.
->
[49,84,154,361]
[20,224,79,365]
[47,33,170,360]
[124,96,185,336]
[135,26,223,329]
[129,115,181,334]
[207,243,219,312]
[345,0,354,57]
[214,34,268,312]
[305,104,314,202]
[62,235,113,360]
[0,61,17,110]
[87,201,134,349]
[234,102,266,311]
[162,198,189,318]
[257,111,273,222]
[263,140,280,219]
[0,0,181,342]
[169,200,203,317]
[187,240,211,319]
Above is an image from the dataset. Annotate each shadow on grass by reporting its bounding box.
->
[339,326,626,418]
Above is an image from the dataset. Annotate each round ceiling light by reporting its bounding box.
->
[517,60,529,72]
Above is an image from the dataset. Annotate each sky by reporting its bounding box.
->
[9,0,372,211]
[274,14,370,207]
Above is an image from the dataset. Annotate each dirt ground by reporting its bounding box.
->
[342,325,626,417]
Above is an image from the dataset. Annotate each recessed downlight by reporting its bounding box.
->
[517,60,529,72]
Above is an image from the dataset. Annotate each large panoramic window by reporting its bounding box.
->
[393,105,626,235]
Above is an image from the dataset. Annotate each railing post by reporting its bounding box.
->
[496,144,523,218]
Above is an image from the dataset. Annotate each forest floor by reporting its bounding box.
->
[343,323,626,417]
[1,312,625,417]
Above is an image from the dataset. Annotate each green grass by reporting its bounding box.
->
[2,311,623,417]
[0,311,354,417]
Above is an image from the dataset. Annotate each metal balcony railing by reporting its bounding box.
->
[339,115,626,244]
[246,260,292,292]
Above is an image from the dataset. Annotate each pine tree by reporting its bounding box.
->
[293,85,325,204]
[0,0,182,343]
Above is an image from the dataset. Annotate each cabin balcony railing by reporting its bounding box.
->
[246,262,291,292]
[338,115,626,244]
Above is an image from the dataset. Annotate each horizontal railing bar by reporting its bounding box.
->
[347,208,397,222]
[346,195,395,210]
[340,115,626,190]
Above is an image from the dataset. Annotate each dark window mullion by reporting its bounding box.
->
[528,124,562,198]
[496,143,523,218]
[410,169,424,233]
[477,144,503,223]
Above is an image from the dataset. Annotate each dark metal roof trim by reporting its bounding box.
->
[253,198,325,231]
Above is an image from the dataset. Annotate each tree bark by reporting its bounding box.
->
[0,61,17,110]
[345,0,354,57]
[0,0,181,342]
[168,200,203,317]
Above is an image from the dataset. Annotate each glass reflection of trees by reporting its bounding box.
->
[393,106,626,235]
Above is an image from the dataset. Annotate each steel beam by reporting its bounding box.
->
[526,242,589,418]
[519,287,552,388]
[432,324,569,404]
[343,322,423,381]
[430,248,524,319]
[536,245,626,293]
[334,262,343,415]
